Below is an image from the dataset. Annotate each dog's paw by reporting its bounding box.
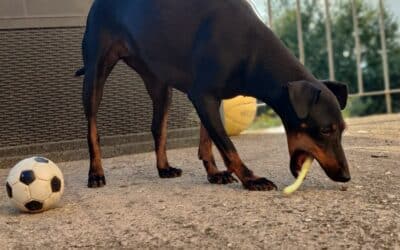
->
[88,174,106,188]
[158,167,182,178]
[207,171,238,184]
[243,177,277,191]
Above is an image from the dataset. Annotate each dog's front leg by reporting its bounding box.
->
[189,93,276,191]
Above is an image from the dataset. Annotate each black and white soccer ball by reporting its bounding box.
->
[5,156,64,213]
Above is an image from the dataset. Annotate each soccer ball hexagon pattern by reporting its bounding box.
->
[5,156,64,213]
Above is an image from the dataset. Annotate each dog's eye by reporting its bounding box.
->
[320,127,333,136]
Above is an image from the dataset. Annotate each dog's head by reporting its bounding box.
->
[285,80,351,182]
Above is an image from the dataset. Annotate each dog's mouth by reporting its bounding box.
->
[290,150,314,178]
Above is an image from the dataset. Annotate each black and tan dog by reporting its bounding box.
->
[76,0,351,190]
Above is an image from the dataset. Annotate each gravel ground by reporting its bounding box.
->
[1,114,399,249]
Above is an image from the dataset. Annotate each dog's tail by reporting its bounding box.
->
[75,67,85,77]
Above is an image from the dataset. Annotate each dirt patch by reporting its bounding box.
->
[1,114,399,249]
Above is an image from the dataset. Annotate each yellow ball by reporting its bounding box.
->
[221,96,257,136]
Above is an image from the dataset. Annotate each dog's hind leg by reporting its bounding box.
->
[83,66,108,188]
[82,41,122,188]
[123,56,182,178]
[145,81,182,178]
[198,124,237,184]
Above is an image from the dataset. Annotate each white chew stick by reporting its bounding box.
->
[283,157,313,195]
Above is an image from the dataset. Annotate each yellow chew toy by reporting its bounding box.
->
[283,157,313,195]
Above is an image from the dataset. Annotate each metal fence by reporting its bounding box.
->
[259,0,400,113]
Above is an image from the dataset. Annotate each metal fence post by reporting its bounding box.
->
[378,0,392,113]
[266,0,273,30]
[351,0,364,94]
[324,0,335,80]
[296,0,305,64]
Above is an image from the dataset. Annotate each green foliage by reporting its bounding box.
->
[346,96,386,116]
[272,0,400,116]
[249,108,282,129]
[393,94,400,112]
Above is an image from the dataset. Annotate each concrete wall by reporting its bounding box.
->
[0,0,200,167]
[0,0,93,29]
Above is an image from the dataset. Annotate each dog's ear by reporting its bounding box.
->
[287,81,321,119]
[321,80,348,110]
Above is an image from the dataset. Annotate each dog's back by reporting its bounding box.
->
[81,0,279,92]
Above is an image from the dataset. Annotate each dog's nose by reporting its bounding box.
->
[335,173,351,182]
[334,166,351,182]
[336,158,351,182]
